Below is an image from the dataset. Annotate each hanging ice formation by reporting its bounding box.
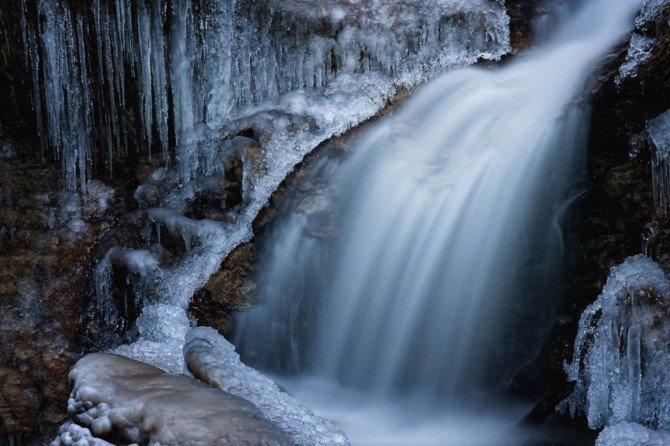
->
[564,256,670,433]
[648,108,670,211]
[18,0,510,192]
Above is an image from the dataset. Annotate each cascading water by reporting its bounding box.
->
[234,0,640,443]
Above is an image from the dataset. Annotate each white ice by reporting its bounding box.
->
[184,327,349,446]
[596,422,670,446]
[564,255,670,430]
[648,108,670,209]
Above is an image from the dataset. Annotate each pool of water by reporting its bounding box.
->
[275,376,597,446]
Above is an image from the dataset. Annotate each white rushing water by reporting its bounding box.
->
[233,0,640,442]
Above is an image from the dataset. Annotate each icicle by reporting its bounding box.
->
[648,109,670,212]
[182,232,192,252]
[627,324,642,422]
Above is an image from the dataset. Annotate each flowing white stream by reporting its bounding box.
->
[233,0,640,443]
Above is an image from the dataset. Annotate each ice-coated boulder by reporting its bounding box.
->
[59,353,291,446]
[184,327,349,446]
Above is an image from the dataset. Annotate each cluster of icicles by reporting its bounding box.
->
[18,0,510,192]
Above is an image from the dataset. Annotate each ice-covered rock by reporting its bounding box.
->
[62,353,291,445]
[616,0,670,85]
[636,0,670,28]
[596,422,670,446]
[616,33,656,84]
[51,421,113,446]
[93,248,163,327]
[184,327,349,446]
[564,255,670,430]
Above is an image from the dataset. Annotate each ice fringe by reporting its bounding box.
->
[51,422,113,446]
[596,422,670,446]
[616,0,669,85]
[20,0,510,191]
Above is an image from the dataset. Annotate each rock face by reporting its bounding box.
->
[0,147,130,440]
[54,353,291,446]
[511,0,670,426]
[505,0,542,51]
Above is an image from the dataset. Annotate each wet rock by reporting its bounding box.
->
[505,0,542,52]
[190,243,259,334]
[521,381,577,426]
[0,368,40,432]
[0,150,130,439]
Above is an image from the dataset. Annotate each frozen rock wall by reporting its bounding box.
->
[18,0,510,191]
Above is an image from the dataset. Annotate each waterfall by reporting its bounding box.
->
[234,0,640,404]
[74,0,511,375]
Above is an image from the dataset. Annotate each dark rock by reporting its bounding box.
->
[190,243,259,335]
[505,0,541,52]
[521,381,576,427]
[511,0,670,423]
